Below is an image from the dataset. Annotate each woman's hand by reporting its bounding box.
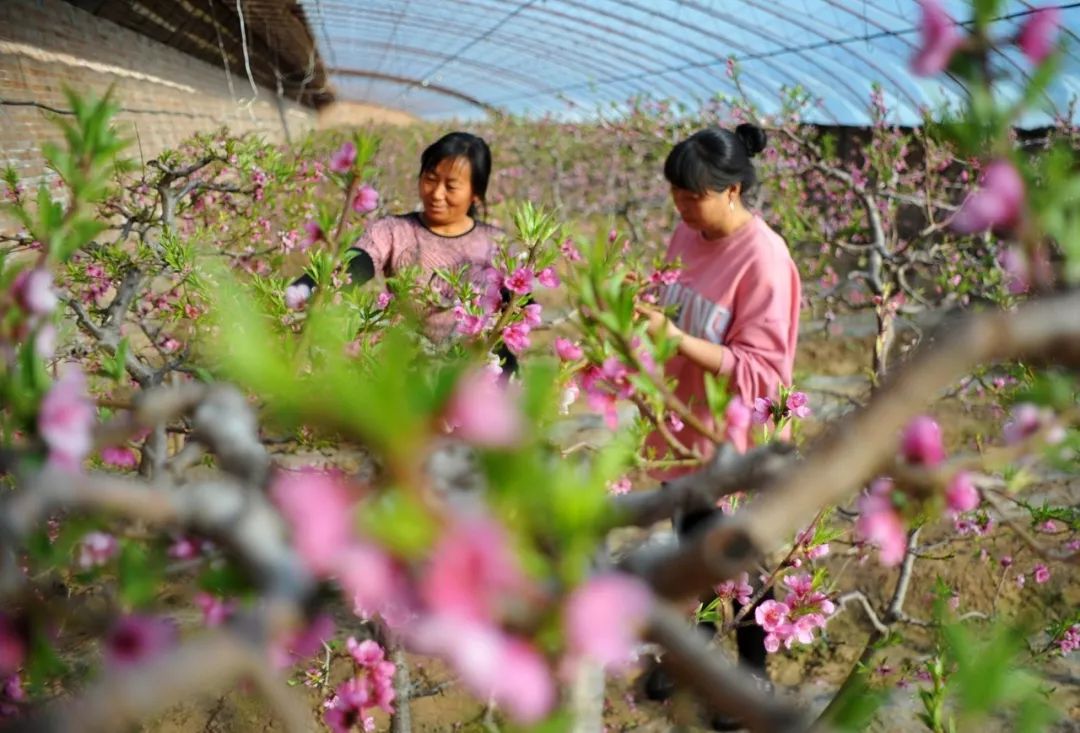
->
[635,302,680,340]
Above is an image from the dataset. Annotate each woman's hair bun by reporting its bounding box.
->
[734,123,767,157]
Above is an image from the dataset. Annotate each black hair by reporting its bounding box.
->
[663,123,767,197]
[419,131,492,219]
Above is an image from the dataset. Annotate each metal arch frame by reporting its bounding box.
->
[324,40,547,97]
[311,0,691,105]
[328,68,498,113]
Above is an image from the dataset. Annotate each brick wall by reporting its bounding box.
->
[0,0,317,192]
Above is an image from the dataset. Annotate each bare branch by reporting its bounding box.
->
[64,296,153,384]
[837,592,890,635]
[2,630,311,733]
[610,442,794,528]
[4,468,313,604]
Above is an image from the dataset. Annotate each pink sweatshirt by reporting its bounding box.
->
[360,213,501,341]
[646,216,801,477]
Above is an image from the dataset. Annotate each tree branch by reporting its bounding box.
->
[1,630,311,733]
[623,290,1080,599]
[646,603,811,733]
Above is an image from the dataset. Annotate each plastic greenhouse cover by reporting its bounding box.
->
[302,0,1080,126]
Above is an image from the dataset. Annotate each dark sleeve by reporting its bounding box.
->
[291,248,376,289]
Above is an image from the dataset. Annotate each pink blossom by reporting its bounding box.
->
[0,615,25,677]
[785,391,811,419]
[34,323,56,358]
[285,283,312,310]
[716,571,753,606]
[537,267,560,288]
[352,184,379,213]
[523,303,543,327]
[337,543,413,628]
[1017,7,1060,65]
[751,397,773,425]
[632,336,657,375]
[900,415,946,466]
[586,389,619,430]
[444,369,523,447]
[725,396,752,443]
[410,618,555,723]
[911,0,961,76]
[1000,555,1013,568]
[329,141,357,174]
[945,471,979,513]
[666,412,684,433]
[38,366,95,472]
[564,573,653,669]
[194,592,235,627]
[1058,625,1080,655]
[346,638,386,667]
[1003,402,1050,444]
[420,513,528,623]
[856,496,907,567]
[270,468,357,575]
[453,305,487,336]
[649,268,681,286]
[1033,563,1050,584]
[560,238,582,262]
[13,268,57,316]
[501,322,531,355]
[504,267,534,295]
[375,291,392,310]
[554,338,583,362]
[606,476,632,496]
[601,357,633,398]
[324,678,371,733]
[303,220,324,246]
[951,160,1025,234]
[806,544,830,560]
[100,446,137,469]
[782,573,814,599]
[791,615,818,645]
[168,536,204,560]
[607,228,618,243]
[77,531,117,569]
[105,614,178,668]
[998,247,1030,294]
[755,600,790,632]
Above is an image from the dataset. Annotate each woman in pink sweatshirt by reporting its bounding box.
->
[638,124,801,727]
[641,123,801,469]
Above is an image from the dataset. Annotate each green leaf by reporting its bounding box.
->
[358,492,438,559]
[103,337,130,381]
[117,541,162,608]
